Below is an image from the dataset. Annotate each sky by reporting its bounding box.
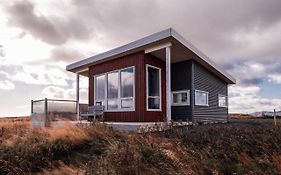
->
[0,0,281,117]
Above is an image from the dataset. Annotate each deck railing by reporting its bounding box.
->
[31,98,88,127]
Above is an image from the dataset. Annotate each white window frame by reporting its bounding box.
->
[195,90,209,106]
[120,67,135,111]
[171,90,190,106]
[107,70,119,111]
[94,73,107,108]
[218,94,228,108]
[93,66,135,112]
[146,64,162,111]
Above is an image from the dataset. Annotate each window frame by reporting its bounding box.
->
[218,94,228,108]
[171,90,190,106]
[107,70,119,111]
[195,90,209,106]
[120,67,135,110]
[146,64,162,111]
[93,66,135,112]
[94,73,107,107]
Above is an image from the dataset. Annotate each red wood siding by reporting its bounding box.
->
[88,51,166,122]
[144,54,166,122]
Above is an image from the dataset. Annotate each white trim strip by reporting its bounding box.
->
[144,42,172,54]
[166,47,171,122]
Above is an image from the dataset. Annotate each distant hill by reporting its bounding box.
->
[251,111,281,117]
[229,113,256,119]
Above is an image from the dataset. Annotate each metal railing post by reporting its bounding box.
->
[44,98,48,126]
[274,109,277,126]
[76,73,80,121]
[31,100,33,114]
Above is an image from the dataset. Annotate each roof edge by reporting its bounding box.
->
[66,27,236,84]
[66,28,173,72]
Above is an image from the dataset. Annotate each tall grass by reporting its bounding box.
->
[1,119,281,174]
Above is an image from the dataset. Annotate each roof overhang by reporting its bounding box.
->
[66,28,236,84]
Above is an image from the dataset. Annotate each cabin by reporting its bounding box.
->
[66,28,235,123]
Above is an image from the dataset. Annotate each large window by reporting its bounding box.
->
[172,90,190,106]
[94,66,135,111]
[218,95,228,108]
[146,65,161,111]
[195,90,209,106]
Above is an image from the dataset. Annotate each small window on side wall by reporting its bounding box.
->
[172,90,190,106]
[218,95,228,108]
[195,90,208,106]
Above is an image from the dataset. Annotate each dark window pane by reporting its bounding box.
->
[148,67,160,96]
[121,99,133,109]
[107,72,118,99]
[95,75,105,100]
[148,97,160,109]
[108,99,118,110]
[195,91,208,105]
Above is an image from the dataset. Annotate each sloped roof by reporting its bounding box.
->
[66,28,235,84]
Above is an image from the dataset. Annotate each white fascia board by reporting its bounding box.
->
[145,42,172,54]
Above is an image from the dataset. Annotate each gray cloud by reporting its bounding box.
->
[4,0,281,64]
[71,0,281,63]
[5,0,93,45]
[226,60,281,86]
[50,47,86,63]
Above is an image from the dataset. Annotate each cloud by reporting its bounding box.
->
[5,0,281,60]
[268,74,281,84]
[50,47,86,63]
[226,60,281,113]
[0,45,5,57]
[229,85,281,113]
[0,80,15,90]
[5,0,93,45]
[0,63,71,87]
[226,61,281,86]
[42,85,88,102]
[1,0,281,116]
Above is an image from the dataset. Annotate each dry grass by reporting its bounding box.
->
[1,117,281,174]
[229,113,257,119]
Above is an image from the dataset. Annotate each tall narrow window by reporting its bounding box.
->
[95,75,106,105]
[120,67,134,109]
[147,65,161,111]
[107,71,119,110]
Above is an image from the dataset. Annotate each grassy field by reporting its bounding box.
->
[0,118,281,174]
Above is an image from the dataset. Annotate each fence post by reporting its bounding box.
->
[76,73,80,121]
[274,109,277,126]
[44,98,49,127]
[31,100,33,114]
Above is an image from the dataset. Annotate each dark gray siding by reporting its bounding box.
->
[171,60,192,121]
[193,61,228,122]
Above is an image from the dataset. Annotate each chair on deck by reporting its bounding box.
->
[81,105,105,122]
